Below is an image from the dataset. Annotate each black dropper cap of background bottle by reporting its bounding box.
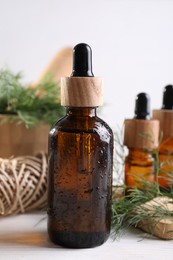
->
[71,43,94,77]
[162,85,173,110]
[134,93,150,119]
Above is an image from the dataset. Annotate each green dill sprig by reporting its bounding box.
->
[0,69,65,127]
[111,184,173,239]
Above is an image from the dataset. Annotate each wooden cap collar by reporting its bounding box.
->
[61,77,103,107]
[124,119,160,149]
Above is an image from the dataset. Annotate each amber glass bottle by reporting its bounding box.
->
[125,148,155,189]
[124,93,159,191]
[47,43,113,248]
[153,85,173,188]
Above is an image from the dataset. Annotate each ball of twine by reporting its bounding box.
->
[0,152,47,216]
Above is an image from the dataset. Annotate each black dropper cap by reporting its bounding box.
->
[134,93,150,119]
[71,43,94,77]
[162,85,173,110]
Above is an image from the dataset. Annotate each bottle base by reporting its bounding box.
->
[48,230,109,248]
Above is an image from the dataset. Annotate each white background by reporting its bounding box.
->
[0,0,173,129]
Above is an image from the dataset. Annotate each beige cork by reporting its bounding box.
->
[153,109,173,138]
[124,119,160,149]
[61,77,103,107]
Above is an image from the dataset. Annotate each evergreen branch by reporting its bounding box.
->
[0,69,65,128]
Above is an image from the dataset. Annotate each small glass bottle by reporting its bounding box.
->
[47,43,113,248]
[153,85,173,188]
[124,93,159,191]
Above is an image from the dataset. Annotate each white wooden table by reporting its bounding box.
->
[0,212,172,260]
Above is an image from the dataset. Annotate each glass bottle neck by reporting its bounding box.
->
[66,107,97,117]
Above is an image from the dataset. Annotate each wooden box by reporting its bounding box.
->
[0,115,50,158]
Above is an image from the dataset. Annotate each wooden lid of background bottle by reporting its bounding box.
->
[61,77,103,107]
[124,119,160,149]
[153,109,173,138]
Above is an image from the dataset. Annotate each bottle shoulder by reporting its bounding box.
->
[94,116,113,139]
[51,115,112,130]
[49,114,113,140]
[96,116,113,133]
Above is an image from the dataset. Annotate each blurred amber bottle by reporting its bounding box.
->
[124,93,159,191]
[47,43,113,248]
[153,85,173,188]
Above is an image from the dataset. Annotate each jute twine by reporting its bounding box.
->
[0,153,47,216]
